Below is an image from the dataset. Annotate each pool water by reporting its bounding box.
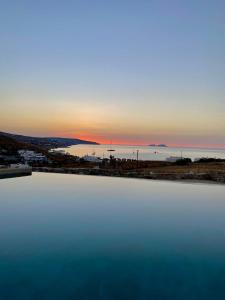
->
[0,173,225,299]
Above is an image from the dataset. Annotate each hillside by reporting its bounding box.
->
[0,131,99,149]
[0,134,47,155]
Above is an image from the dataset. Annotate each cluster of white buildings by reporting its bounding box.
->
[82,155,102,163]
[18,150,47,163]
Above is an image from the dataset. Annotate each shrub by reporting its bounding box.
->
[175,158,192,165]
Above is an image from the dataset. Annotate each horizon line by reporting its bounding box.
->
[1,130,225,151]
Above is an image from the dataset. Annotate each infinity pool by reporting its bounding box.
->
[0,173,225,299]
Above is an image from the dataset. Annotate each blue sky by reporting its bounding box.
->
[1,0,225,146]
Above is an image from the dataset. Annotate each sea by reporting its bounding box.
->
[0,172,225,299]
[58,144,225,161]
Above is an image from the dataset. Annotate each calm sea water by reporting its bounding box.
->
[60,144,225,161]
[0,173,225,299]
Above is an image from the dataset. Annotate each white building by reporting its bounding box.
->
[82,155,102,163]
[18,150,47,163]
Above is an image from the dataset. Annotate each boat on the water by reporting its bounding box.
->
[107,140,115,152]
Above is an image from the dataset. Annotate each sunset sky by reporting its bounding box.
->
[1,0,225,147]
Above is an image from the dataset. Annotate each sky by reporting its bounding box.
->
[0,0,225,147]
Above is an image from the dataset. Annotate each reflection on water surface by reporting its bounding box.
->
[0,173,225,299]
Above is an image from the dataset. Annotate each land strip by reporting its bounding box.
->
[33,163,225,184]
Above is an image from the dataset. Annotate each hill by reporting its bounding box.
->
[0,131,99,149]
[0,133,47,155]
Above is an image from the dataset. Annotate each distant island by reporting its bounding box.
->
[0,131,99,149]
[149,144,168,147]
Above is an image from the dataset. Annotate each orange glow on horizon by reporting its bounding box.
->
[58,131,149,146]
[55,132,225,149]
[73,133,140,146]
